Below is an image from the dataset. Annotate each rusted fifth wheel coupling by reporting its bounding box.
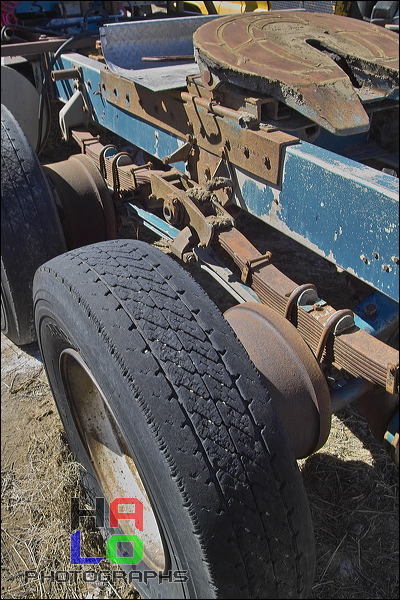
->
[193,11,399,135]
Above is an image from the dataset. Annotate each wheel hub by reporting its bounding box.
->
[60,349,168,573]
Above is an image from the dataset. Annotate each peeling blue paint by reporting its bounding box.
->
[241,179,274,218]
[278,143,398,301]
[54,55,184,169]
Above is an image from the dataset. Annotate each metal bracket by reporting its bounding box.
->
[170,226,196,261]
[111,152,134,198]
[241,253,272,284]
[59,89,89,141]
[99,145,118,180]
[162,140,193,166]
[151,173,214,248]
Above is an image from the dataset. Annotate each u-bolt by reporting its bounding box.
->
[315,308,355,362]
[111,152,133,196]
[99,145,118,180]
[284,283,318,322]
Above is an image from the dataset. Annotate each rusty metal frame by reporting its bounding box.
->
[65,126,399,394]
[99,69,299,186]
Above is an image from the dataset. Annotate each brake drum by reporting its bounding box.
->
[224,302,331,459]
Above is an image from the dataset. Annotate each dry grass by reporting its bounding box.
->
[302,406,399,599]
[1,425,139,600]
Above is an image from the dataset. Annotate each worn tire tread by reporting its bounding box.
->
[35,239,314,598]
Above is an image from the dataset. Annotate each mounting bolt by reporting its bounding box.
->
[392,256,399,265]
[372,252,379,259]
[183,252,196,264]
[312,303,324,311]
[361,255,369,264]
[382,264,391,272]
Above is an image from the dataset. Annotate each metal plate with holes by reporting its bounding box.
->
[193,11,399,134]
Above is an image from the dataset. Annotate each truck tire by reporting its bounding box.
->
[1,104,66,345]
[34,239,315,599]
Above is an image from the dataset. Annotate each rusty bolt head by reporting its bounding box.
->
[172,198,179,206]
[372,252,379,259]
[392,256,399,265]
[382,264,391,272]
[312,303,324,311]
[361,255,369,264]
[183,252,196,264]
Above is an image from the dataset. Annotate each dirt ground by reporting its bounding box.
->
[1,104,399,599]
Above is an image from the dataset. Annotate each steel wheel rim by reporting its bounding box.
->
[60,348,168,573]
